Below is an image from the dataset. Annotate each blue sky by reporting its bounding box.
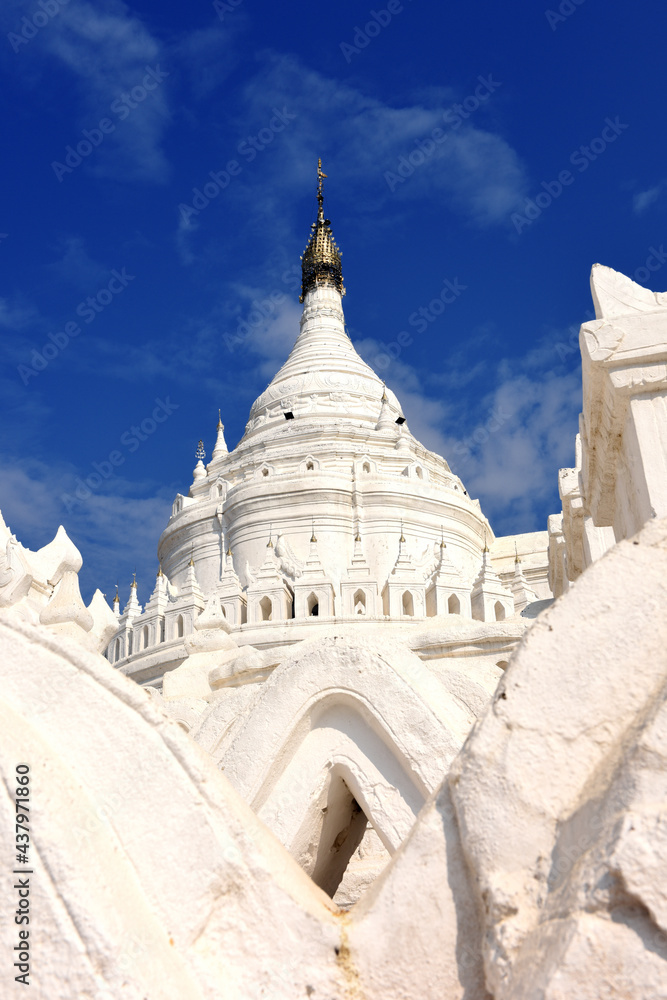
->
[1,0,666,602]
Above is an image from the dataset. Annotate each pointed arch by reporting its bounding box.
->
[402,591,414,617]
[353,589,366,615]
[448,594,461,615]
[299,456,320,474]
[214,639,463,865]
[307,592,319,617]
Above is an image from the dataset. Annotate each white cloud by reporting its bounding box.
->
[443,365,581,533]
[633,182,665,215]
[34,0,171,183]
[222,287,302,378]
[0,297,40,331]
[47,236,109,288]
[353,326,582,536]
[174,25,240,100]
[234,53,528,228]
[0,454,172,604]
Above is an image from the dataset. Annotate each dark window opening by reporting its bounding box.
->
[395,416,406,425]
[284,411,294,420]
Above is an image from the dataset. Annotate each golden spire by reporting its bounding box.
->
[300,158,345,302]
[157,563,163,577]
[310,518,317,544]
[317,157,327,207]
[131,571,137,590]
[217,408,223,430]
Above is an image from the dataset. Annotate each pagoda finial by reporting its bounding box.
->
[300,159,345,302]
[195,440,205,463]
[311,518,317,544]
[483,527,489,553]
[157,563,163,578]
[113,583,120,605]
[267,523,273,548]
[317,157,327,216]
[399,520,406,545]
[515,542,520,564]
[212,412,228,459]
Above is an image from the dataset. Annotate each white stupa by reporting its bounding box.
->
[107,161,549,686]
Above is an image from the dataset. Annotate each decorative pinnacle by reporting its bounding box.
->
[399,521,406,544]
[131,571,137,589]
[113,583,120,604]
[355,530,361,542]
[483,528,489,553]
[189,546,195,567]
[217,409,223,430]
[226,546,232,557]
[267,523,273,548]
[300,159,345,302]
[317,157,327,211]
[440,525,446,549]
[195,440,206,462]
[310,518,317,544]
[381,384,388,403]
[157,564,163,577]
[515,542,520,564]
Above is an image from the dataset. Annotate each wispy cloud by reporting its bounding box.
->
[174,24,240,100]
[47,236,109,288]
[0,453,172,602]
[447,367,581,529]
[633,181,665,215]
[235,54,528,227]
[0,296,40,331]
[12,0,172,183]
[355,326,582,535]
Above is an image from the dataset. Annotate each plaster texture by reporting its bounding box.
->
[451,515,667,999]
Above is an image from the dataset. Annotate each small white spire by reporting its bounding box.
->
[376,387,395,431]
[212,411,228,459]
[122,576,142,619]
[511,552,539,613]
[181,554,204,601]
[193,440,206,481]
